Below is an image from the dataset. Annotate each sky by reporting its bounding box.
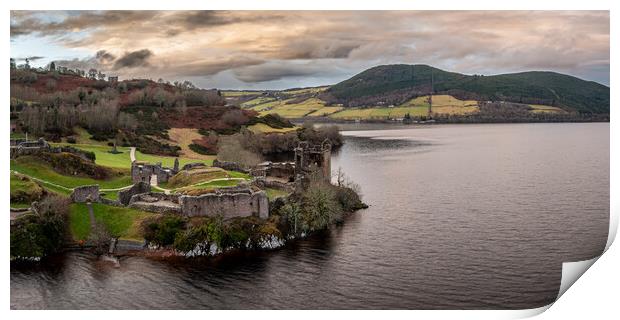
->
[10,10,610,89]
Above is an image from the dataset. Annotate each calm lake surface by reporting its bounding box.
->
[11,123,609,309]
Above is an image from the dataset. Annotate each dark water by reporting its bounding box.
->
[11,123,609,309]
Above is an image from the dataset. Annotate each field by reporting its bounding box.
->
[53,143,213,169]
[69,203,155,241]
[240,96,276,108]
[221,90,264,97]
[529,104,566,113]
[307,106,345,117]
[243,94,480,120]
[175,179,244,195]
[247,123,299,134]
[280,86,328,95]
[10,157,132,190]
[248,98,326,118]
[167,128,218,161]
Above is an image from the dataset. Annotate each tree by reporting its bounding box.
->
[49,61,56,72]
[10,58,16,69]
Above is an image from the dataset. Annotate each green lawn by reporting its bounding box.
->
[69,203,155,241]
[52,143,213,169]
[10,157,132,190]
[175,179,242,194]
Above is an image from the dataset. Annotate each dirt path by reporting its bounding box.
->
[129,147,136,162]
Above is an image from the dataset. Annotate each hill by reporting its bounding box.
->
[325,64,609,114]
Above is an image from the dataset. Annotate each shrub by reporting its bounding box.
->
[10,195,70,259]
[188,143,215,155]
[66,136,77,144]
[141,215,187,247]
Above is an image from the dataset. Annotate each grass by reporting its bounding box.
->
[240,96,276,108]
[69,203,155,241]
[328,95,479,120]
[167,128,217,161]
[221,90,264,97]
[307,106,345,117]
[281,86,328,95]
[10,157,132,190]
[54,143,132,169]
[175,179,242,195]
[52,142,214,169]
[251,98,327,118]
[247,123,299,134]
[62,127,111,145]
[135,150,213,168]
[168,167,231,188]
[10,172,43,208]
[529,104,566,113]
[265,188,290,200]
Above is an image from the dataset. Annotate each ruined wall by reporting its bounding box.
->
[131,162,175,184]
[212,159,248,173]
[118,182,151,205]
[179,190,268,219]
[128,192,181,214]
[70,185,100,203]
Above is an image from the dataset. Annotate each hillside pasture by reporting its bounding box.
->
[10,156,132,190]
[167,128,218,161]
[529,104,566,113]
[247,123,299,134]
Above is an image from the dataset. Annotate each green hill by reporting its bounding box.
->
[328,64,609,114]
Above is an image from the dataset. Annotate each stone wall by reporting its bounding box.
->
[128,192,182,214]
[212,159,248,173]
[181,162,206,171]
[70,185,100,203]
[179,190,268,219]
[118,182,151,205]
[131,162,175,184]
[253,178,295,193]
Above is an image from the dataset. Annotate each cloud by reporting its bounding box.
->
[113,49,153,69]
[9,11,610,88]
[233,63,320,82]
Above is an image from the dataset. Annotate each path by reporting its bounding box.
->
[86,201,96,229]
[129,147,136,162]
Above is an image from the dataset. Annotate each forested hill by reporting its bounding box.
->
[325,64,610,114]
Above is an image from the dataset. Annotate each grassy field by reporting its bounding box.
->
[280,86,328,95]
[240,96,276,108]
[53,142,213,169]
[529,104,566,113]
[69,203,155,241]
[175,179,243,195]
[256,98,326,118]
[10,172,44,207]
[61,127,111,145]
[247,123,299,134]
[168,167,230,188]
[221,90,264,97]
[307,106,345,117]
[167,128,218,161]
[10,157,132,190]
[328,95,479,120]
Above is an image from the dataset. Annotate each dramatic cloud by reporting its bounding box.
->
[113,49,153,69]
[233,62,326,82]
[9,11,610,89]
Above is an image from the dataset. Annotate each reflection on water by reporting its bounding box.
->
[11,123,609,309]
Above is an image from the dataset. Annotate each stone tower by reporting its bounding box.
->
[294,139,331,182]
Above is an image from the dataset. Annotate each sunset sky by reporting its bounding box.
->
[10,11,610,89]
